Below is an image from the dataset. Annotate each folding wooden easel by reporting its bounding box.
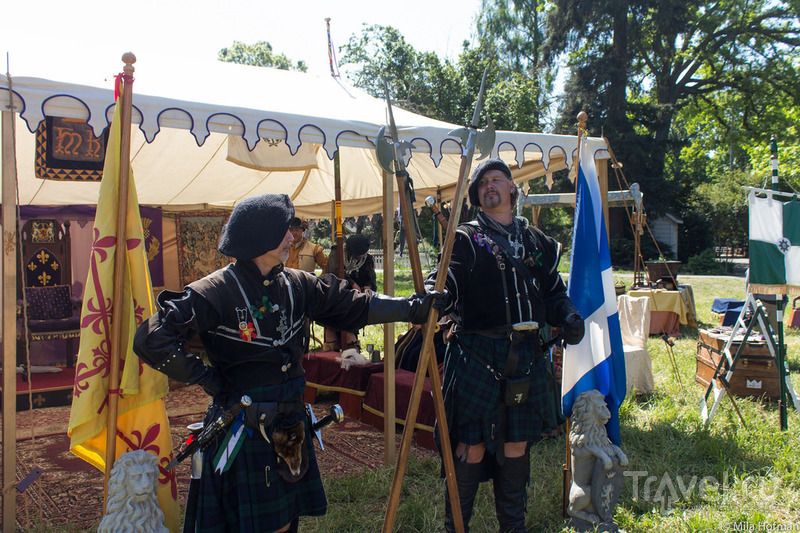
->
[701,293,799,429]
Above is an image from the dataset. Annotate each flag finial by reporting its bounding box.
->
[122,52,136,73]
[577,111,588,133]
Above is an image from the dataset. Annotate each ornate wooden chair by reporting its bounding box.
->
[17,218,81,375]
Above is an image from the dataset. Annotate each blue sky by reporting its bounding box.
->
[1,0,481,78]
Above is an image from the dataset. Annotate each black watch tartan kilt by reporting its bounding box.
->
[189,378,326,532]
[442,333,557,453]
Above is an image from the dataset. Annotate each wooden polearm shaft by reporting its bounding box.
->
[381,168,397,464]
[379,79,463,532]
[104,52,136,504]
[382,68,490,533]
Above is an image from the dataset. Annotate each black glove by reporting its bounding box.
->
[431,288,454,314]
[409,291,447,324]
[367,291,445,325]
[562,312,585,345]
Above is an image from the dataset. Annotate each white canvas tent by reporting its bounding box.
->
[1,59,613,516]
[1,58,609,217]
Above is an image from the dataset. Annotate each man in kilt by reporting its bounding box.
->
[134,193,440,532]
[427,158,585,532]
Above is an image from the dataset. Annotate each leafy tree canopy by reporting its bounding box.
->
[218,41,308,72]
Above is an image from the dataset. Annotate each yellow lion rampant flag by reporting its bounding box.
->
[68,90,179,531]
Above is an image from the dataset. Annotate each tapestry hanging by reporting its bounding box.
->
[140,206,165,287]
[35,116,108,181]
[176,211,232,287]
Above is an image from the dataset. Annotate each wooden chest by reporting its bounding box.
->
[695,329,781,399]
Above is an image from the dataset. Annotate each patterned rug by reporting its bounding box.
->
[7,384,436,531]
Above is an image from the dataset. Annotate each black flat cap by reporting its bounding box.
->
[218,193,295,259]
[468,158,513,207]
[345,234,371,256]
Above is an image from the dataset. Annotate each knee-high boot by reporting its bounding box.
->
[444,460,483,533]
[492,454,530,532]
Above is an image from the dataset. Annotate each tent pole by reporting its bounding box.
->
[334,153,344,278]
[597,153,610,239]
[333,152,345,351]
[104,53,136,503]
[381,170,396,464]
[2,106,19,533]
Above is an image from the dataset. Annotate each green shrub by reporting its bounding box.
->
[610,238,636,267]
[686,248,725,274]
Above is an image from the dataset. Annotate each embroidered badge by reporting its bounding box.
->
[240,321,256,341]
[524,250,543,268]
[473,232,505,269]
[250,295,279,319]
[236,308,256,341]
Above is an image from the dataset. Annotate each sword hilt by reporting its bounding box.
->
[425,196,449,227]
[313,404,344,432]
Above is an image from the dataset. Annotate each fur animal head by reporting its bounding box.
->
[272,419,306,478]
[569,389,612,449]
[97,450,168,533]
[336,348,369,370]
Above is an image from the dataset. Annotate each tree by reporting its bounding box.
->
[218,41,307,72]
[338,24,545,131]
[477,0,555,129]
[536,0,800,214]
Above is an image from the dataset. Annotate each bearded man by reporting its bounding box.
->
[428,159,585,532]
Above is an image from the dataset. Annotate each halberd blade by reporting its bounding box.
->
[448,127,469,148]
[376,126,396,174]
[475,117,496,160]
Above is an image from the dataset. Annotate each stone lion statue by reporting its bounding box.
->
[97,449,168,533]
[567,389,628,531]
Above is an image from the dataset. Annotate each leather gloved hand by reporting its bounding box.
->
[432,288,454,314]
[562,312,585,345]
[407,290,447,324]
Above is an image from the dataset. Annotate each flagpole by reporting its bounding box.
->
[104,52,136,502]
[769,136,790,430]
[563,111,588,518]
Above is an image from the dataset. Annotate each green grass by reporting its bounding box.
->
[34,272,800,532]
[307,272,800,532]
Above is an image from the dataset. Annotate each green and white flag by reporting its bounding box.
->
[748,191,800,295]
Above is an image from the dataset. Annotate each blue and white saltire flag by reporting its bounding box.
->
[561,138,627,445]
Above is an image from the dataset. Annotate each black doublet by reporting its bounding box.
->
[189,262,306,387]
[137,260,372,393]
[430,214,573,331]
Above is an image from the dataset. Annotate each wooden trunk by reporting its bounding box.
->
[695,329,781,399]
